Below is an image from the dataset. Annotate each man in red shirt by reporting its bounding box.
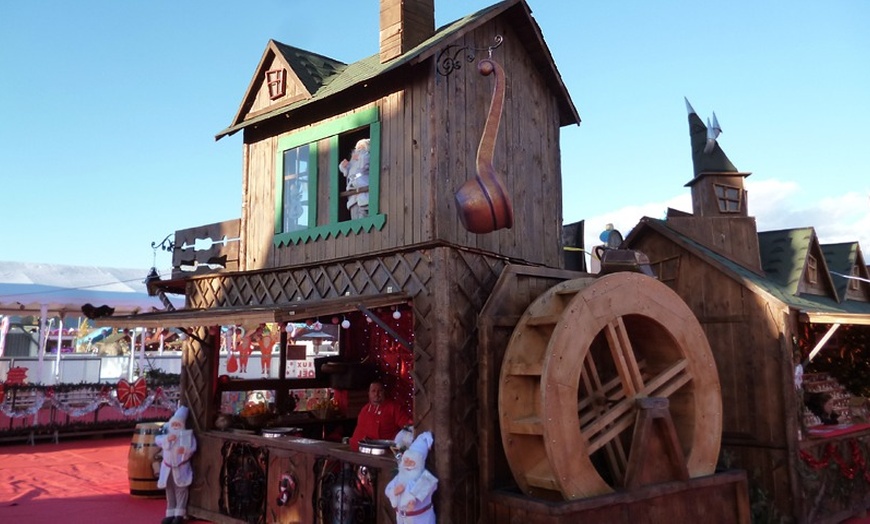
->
[349,381,411,451]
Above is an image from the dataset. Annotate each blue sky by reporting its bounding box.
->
[2,0,868,274]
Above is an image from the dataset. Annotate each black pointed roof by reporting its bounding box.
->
[685,99,741,181]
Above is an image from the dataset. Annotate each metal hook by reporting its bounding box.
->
[487,35,504,58]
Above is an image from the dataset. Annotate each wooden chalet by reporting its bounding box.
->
[624,101,870,523]
[98,2,751,524]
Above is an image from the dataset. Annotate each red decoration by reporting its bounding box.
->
[6,367,27,385]
[0,383,4,403]
[227,349,238,373]
[800,439,870,483]
[116,377,148,409]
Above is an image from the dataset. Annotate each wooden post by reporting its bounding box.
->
[623,397,690,489]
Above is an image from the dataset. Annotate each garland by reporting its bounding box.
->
[799,439,870,483]
[0,384,179,419]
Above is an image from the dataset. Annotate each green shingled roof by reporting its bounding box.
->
[630,218,870,318]
[757,227,814,292]
[822,242,861,301]
[216,2,507,139]
[271,41,348,95]
[216,0,579,139]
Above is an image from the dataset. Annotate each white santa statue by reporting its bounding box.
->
[156,405,197,524]
[386,431,437,524]
[339,138,371,220]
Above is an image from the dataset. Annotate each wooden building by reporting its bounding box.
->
[624,101,870,523]
[99,3,750,524]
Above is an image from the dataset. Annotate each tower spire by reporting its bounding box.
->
[685,97,737,177]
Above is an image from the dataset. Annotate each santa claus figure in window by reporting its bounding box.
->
[386,431,437,524]
[339,138,370,219]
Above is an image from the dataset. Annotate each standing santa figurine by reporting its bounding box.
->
[339,138,370,219]
[156,406,197,524]
[386,431,437,523]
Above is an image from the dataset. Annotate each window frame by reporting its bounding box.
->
[274,107,385,246]
[713,183,742,214]
[806,255,818,284]
[850,266,861,291]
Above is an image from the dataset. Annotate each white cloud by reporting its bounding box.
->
[578,178,870,266]
[750,179,870,249]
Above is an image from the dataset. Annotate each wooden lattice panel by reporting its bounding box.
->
[179,246,508,524]
[182,326,216,433]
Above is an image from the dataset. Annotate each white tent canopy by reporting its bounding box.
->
[0,261,181,317]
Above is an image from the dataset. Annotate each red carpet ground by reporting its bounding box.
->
[4,435,870,523]
[0,434,206,524]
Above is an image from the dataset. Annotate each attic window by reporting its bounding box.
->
[713,183,742,213]
[266,69,286,100]
[806,255,818,284]
[850,266,861,291]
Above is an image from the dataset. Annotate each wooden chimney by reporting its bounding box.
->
[380,0,435,63]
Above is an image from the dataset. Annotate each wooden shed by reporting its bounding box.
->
[624,101,870,523]
[99,3,749,524]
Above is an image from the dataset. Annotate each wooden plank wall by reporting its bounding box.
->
[666,216,762,272]
[239,16,566,273]
[243,135,278,269]
[433,21,564,268]
[632,233,798,518]
[486,470,750,524]
[477,265,583,496]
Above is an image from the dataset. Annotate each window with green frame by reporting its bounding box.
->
[274,107,386,246]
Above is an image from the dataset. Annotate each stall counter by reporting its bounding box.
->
[189,430,398,524]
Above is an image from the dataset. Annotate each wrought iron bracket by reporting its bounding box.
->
[151,233,175,253]
[436,34,503,77]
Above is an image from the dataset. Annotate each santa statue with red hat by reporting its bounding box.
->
[156,405,197,524]
[386,431,438,523]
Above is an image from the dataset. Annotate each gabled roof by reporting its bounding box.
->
[822,241,870,301]
[758,227,838,300]
[225,40,349,133]
[216,0,579,139]
[625,218,870,324]
[273,41,347,95]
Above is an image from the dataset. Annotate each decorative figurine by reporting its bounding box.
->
[386,431,437,523]
[156,406,197,524]
[339,138,371,219]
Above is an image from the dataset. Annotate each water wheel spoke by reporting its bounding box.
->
[640,359,691,399]
[603,438,628,481]
[581,395,636,445]
[586,409,635,454]
[579,372,627,425]
[605,317,644,397]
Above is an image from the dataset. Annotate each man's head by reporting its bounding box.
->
[368,381,385,406]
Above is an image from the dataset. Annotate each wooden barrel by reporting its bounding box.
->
[128,422,165,498]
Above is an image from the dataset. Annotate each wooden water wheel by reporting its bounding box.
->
[498,272,722,500]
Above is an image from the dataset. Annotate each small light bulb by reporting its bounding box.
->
[341,319,351,329]
[393,310,402,320]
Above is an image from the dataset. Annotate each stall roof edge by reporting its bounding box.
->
[94,292,410,328]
